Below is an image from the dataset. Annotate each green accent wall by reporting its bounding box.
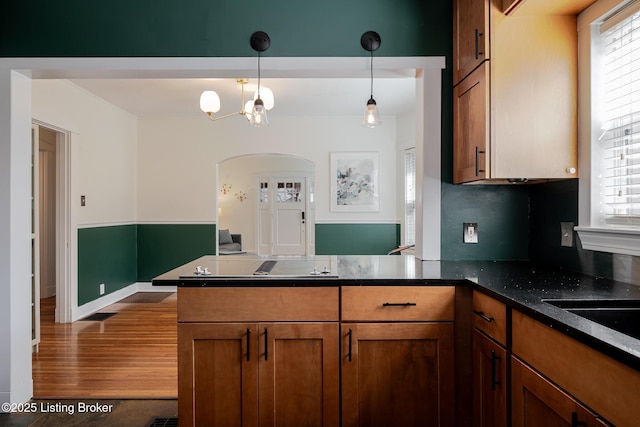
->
[137,223,216,282]
[315,223,400,255]
[77,225,137,306]
[1,0,451,57]
[441,183,530,260]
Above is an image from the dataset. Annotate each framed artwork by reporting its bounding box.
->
[330,152,379,212]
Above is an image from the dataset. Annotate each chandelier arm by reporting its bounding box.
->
[207,110,247,121]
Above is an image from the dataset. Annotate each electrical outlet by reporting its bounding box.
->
[463,222,478,244]
[99,283,105,295]
[560,222,574,247]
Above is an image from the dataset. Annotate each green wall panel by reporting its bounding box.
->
[137,223,216,282]
[441,183,530,260]
[77,225,137,306]
[0,0,451,57]
[315,223,400,255]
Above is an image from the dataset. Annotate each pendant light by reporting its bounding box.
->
[249,31,270,127]
[361,31,382,128]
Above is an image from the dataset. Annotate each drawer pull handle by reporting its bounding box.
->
[382,302,417,307]
[246,328,251,362]
[348,328,353,362]
[473,310,494,323]
[571,412,587,427]
[264,328,268,361]
[491,350,501,391]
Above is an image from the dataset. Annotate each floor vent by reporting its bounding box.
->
[146,417,178,427]
[80,312,117,321]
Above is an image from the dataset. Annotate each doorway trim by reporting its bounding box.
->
[32,120,74,324]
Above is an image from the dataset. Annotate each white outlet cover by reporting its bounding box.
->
[463,223,478,243]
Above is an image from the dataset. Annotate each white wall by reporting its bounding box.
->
[137,115,399,224]
[31,80,138,227]
[0,70,33,405]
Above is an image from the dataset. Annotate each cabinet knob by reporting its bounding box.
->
[566,167,577,174]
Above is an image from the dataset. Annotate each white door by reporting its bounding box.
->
[273,178,306,255]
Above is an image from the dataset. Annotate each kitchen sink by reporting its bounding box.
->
[543,299,640,340]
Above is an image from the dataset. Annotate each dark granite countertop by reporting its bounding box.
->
[153,254,640,371]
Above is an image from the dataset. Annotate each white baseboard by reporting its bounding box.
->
[73,282,177,322]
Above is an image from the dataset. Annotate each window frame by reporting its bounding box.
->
[575,0,640,256]
[404,148,416,246]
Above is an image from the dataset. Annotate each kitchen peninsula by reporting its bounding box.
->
[154,255,640,427]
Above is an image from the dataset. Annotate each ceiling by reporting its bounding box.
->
[69,77,416,119]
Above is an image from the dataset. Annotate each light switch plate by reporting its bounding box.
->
[560,222,574,247]
[463,222,478,244]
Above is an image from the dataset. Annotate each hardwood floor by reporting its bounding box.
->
[32,293,178,399]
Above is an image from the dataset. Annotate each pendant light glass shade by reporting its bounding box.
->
[250,98,269,127]
[245,100,254,121]
[254,87,274,110]
[200,90,221,116]
[362,97,382,128]
[361,31,382,129]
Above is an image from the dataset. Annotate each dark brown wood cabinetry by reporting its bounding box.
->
[453,0,490,85]
[454,64,489,183]
[471,291,508,427]
[511,357,606,427]
[342,323,455,427]
[178,285,456,427]
[452,0,578,183]
[177,287,340,427]
[473,330,508,427]
[341,286,456,426]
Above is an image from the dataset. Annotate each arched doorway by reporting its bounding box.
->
[217,154,315,255]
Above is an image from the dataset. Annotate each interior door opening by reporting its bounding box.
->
[217,154,315,256]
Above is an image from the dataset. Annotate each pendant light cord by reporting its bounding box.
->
[369,49,374,99]
[257,50,262,99]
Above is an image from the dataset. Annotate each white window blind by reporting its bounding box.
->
[600,3,640,222]
[404,149,416,245]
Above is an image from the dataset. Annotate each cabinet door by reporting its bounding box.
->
[342,323,455,427]
[178,323,258,427]
[454,63,489,184]
[512,357,602,427]
[473,330,507,427]
[258,322,339,427]
[454,0,489,84]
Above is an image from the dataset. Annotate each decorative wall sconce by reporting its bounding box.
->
[361,31,382,128]
[199,31,274,125]
[235,191,248,202]
[220,183,232,195]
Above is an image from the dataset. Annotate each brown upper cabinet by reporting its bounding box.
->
[453,0,579,184]
[453,0,490,85]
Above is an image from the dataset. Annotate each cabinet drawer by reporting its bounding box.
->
[178,287,339,322]
[512,310,640,427]
[341,286,455,322]
[472,290,507,345]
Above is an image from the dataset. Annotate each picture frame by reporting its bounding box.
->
[330,152,379,212]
